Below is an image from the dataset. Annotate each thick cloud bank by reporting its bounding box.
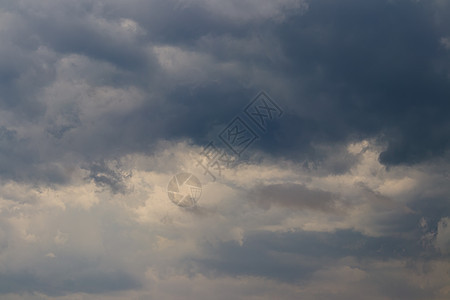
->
[0,0,449,299]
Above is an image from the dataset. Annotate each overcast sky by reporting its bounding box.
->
[0,0,450,299]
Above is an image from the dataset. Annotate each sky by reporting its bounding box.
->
[0,0,450,299]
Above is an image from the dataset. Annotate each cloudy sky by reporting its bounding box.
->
[0,0,450,299]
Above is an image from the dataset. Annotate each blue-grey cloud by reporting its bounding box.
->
[0,0,449,299]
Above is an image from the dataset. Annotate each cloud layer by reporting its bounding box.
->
[0,0,449,299]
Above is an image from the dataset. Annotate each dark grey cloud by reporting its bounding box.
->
[248,183,338,212]
[0,0,449,299]
[194,229,443,282]
[0,126,71,184]
[0,270,140,296]
[268,0,450,165]
[0,0,448,178]
[85,160,131,194]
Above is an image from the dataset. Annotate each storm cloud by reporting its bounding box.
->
[0,0,449,299]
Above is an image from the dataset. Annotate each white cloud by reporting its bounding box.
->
[0,132,447,298]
